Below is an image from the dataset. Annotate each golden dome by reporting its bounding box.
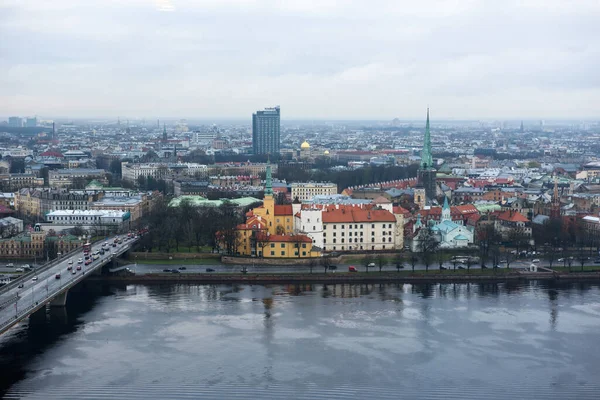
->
[324,150,330,155]
[301,141,310,149]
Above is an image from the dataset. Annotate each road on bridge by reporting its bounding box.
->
[0,235,136,335]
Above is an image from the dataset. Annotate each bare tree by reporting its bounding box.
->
[376,254,386,272]
[410,252,418,272]
[320,255,332,274]
[363,254,374,273]
[393,252,404,272]
[417,226,439,273]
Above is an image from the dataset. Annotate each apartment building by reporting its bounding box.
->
[48,169,107,188]
[291,182,337,202]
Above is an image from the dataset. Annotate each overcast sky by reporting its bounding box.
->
[1,0,599,120]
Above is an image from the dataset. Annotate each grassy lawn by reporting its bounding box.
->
[135,258,221,265]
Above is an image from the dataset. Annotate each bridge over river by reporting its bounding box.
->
[0,235,138,335]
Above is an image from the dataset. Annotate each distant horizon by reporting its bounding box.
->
[2,115,599,124]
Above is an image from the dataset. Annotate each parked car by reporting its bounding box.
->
[18,283,24,288]
[31,276,38,281]
[557,258,565,262]
[348,266,357,272]
[532,259,540,263]
[206,268,215,272]
[367,262,376,268]
[6,263,14,268]
[593,259,600,264]
[178,267,187,270]
[15,268,24,273]
[171,269,180,274]
[163,269,171,273]
[328,265,337,270]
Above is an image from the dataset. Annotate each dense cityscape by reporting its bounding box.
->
[3,0,600,398]
[0,110,599,271]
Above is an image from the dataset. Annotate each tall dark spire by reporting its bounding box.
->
[265,160,273,196]
[420,108,433,170]
[163,123,167,142]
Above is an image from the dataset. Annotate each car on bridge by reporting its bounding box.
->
[68,259,73,265]
[85,259,92,266]
[78,258,83,264]
[32,276,37,281]
[18,283,24,288]
[55,273,61,279]
[77,265,82,271]
[72,270,76,275]
[67,265,72,271]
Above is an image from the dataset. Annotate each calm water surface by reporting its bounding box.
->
[1,281,600,399]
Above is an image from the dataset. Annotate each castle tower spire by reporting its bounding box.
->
[550,176,560,219]
[420,108,433,170]
[265,160,273,196]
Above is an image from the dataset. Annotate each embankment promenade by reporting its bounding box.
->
[88,271,600,285]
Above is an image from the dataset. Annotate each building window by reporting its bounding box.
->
[371,224,375,228]
[270,243,275,248]
[371,238,375,242]
[281,251,285,256]
[271,251,275,256]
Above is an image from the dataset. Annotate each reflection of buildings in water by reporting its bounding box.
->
[548,288,558,330]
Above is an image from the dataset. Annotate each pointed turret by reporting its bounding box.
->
[442,196,451,221]
[420,108,433,170]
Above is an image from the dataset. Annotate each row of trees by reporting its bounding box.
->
[136,197,251,254]
[277,164,419,192]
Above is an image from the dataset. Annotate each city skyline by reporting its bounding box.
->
[1,0,599,119]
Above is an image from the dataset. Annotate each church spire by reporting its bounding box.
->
[265,160,273,196]
[420,108,433,170]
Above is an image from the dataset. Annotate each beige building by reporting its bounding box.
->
[291,182,337,202]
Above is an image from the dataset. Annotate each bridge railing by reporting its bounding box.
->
[0,236,115,297]
[0,245,134,334]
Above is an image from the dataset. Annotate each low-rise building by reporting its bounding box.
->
[48,168,107,188]
[0,217,23,238]
[291,182,337,202]
[45,210,131,233]
[0,173,44,191]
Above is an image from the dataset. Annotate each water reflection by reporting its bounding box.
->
[1,281,600,399]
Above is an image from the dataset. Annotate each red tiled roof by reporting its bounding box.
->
[274,205,293,216]
[455,204,478,214]
[322,208,395,223]
[497,210,529,223]
[393,206,411,216]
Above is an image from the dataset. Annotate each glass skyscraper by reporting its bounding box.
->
[252,106,280,155]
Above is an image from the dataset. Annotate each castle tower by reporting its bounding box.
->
[417,108,437,201]
[550,177,561,219]
[414,187,426,210]
[263,160,276,234]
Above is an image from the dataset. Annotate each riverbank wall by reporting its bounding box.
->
[86,271,600,285]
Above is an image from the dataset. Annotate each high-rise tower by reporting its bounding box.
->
[417,108,437,201]
[252,106,280,155]
[163,123,167,142]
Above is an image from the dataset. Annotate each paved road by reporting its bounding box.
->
[127,259,539,275]
[0,235,136,333]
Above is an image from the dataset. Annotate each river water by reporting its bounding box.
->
[1,281,600,399]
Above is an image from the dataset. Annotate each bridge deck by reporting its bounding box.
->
[0,235,138,335]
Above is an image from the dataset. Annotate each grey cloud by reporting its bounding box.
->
[0,0,599,118]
